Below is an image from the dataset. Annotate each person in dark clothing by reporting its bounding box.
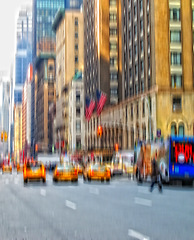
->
[150,151,162,192]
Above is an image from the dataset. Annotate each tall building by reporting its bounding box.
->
[83,0,123,106]
[14,104,22,162]
[31,0,83,147]
[14,5,32,104]
[22,64,32,157]
[86,0,194,152]
[34,53,56,153]
[9,66,14,156]
[0,74,10,156]
[69,72,85,152]
[53,9,84,151]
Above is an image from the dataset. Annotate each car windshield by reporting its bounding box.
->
[26,162,41,170]
[57,164,73,171]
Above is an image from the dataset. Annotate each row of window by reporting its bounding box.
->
[170,8,194,22]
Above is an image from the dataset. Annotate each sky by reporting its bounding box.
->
[0,0,32,74]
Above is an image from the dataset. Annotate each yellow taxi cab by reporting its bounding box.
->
[83,163,111,182]
[23,161,46,184]
[17,163,24,173]
[2,164,12,174]
[53,163,78,182]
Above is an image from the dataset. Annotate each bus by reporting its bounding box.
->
[135,136,194,184]
[111,150,134,176]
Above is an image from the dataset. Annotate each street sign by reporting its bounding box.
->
[157,129,161,138]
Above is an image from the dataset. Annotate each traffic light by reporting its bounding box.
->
[115,143,119,152]
[1,132,3,142]
[97,125,103,137]
[4,132,7,142]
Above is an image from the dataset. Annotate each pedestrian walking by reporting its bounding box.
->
[150,151,162,192]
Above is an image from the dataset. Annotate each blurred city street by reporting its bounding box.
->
[0,171,193,240]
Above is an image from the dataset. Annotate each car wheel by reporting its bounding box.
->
[42,178,46,183]
[53,178,57,183]
[106,178,110,182]
[24,179,27,184]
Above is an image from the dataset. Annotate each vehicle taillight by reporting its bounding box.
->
[107,169,110,176]
[56,170,59,176]
[91,170,94,176]
[74,169,77,175]
[42,167,45,176]
[24,168,26,177]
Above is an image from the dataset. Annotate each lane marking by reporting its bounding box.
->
[128,229,150,240]
[40,189,46,197]
[138,188,150,195]
[65,200,77,210]
[134,197,152,207]
[89,187,99,195]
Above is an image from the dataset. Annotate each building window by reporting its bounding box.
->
[173,97,181,112]
[134,5,137,18]
[171,52,181,65]
[193,10,194,22]
[140,0,143,12]
[129,49,132,60]
[142,125,146,141]
[76,138,81,150]
[140,20,143,33]
[110,28,117,36]
[141,81,144,92]
[135,65,138,76]
[142,100,145,117]
[129,68,132,78]
[170,8,180,21]
[76,107,80,117]
[171,75,182,88]
[76,91,80,103]
[178,123,184,137]
[110,13,117,22]
[75,44,78,50]
[141,61,144,73]
[75,56,79,63]
[140,40,144,53]
[135,45,137,56]
[134,25,137,38]
[171,123,177,136]
[110,72,118,81]
[76,120,81,133]
[110,88,118,96]
[75,18,78,26]
[75,32,78,38]
[137,102,139,118]
[110,43,117,50]
[110,0,116,6]
[131,127,134,148]
[110,57,117,66]
[170,31,181,42]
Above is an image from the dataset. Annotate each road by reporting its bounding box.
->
[0,171,193,240]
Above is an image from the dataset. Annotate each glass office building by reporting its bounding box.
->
[14,6,32,104]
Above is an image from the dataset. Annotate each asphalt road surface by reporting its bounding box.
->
[0,171,193,240]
